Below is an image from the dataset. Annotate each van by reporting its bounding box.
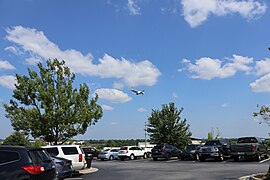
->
[43,145,86,170]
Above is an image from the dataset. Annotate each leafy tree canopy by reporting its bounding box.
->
[3,131,29,145]
[147,102,192,149]
[4,59,103,144]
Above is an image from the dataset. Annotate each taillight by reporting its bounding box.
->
[79,154,83,162]
[251,144,256,151]
[22,166,45,174]
[126,150,128,153]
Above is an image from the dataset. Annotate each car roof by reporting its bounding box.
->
[0,145,43,150]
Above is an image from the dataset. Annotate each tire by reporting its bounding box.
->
[218,153,224,161]
[130,154,135,160]
[166,153,171,160]
[109,155,114,161]
[153,157,158,161]
[120,157,125,161]
[233,156,239,162]
[256,154,261,161]
[143,153,147,159]
[100,158,104,161]
[199,157,205,162]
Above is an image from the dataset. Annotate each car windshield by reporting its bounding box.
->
[104,149,110,152]
[186,145,198,150]
[205,141,221,146]
[153,146,163,149]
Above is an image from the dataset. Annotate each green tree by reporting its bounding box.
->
[3,131,29,145]
[207,127,222,140]
[147,102,192,148]
[4,59,103,145]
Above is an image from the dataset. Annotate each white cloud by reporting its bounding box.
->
[250,73,270,93]
[138,107,147,112]
[172,92,178,98]
[113,82,125,90]
[127,0,141,15]
[101,104,114,110]
[6,26,161,87]
[254,58,270,76]
[5,46,23,55]
[25,56,43,65]
[94,88,132,103]
[0,60,16,70]
[0,75,16,89]
[182,55,253,80]
[181,0,267,28]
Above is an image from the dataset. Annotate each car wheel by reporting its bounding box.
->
[219,153,224,161]
[199,157,205,162]
[109,155,114,161]
[153,157,158,161]
[143,153,147,159]
[196,154,200,161]
[256,154,262,161]
[100,158,104,161]
[166,153,171,160]
[233,156,239,162]
[130,154,135,160]
[120,157,125,161]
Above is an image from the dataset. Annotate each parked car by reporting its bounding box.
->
[43,145,86,170]
[151,144,181,161]
[98,148,119,160]
[0,145,56,180]
[180,144,201,160]
[118,146,148,160]
[51,156,73,179]
[197,140,230,161]
[231,137,269,161]
[82,147,100,159]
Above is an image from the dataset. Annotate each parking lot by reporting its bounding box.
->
[76,158,270,180]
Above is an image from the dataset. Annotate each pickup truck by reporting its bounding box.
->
[230,137,268,161]
[197,140,231,161]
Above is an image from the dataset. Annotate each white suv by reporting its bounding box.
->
[118,146,148,160]
[43,145,86,170]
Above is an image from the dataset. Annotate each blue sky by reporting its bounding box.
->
[1,0,270,140]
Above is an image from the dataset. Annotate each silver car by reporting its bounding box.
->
[98,149,119,160]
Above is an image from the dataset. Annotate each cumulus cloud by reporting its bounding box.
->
[253,58,270,76]
[182,55,253,80]
[6,26,161,87]
[0,75,16,89]
[138,107,147,112]
[101,104,114,110]
[0,60,15,70]
[181,0,267,28]
[250,73,270,93]
[94,88,132,103]
[127,0,141,15]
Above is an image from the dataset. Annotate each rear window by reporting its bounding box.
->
[120,147,128,150]
[238,138,258,143]
[29,149,51,164]
[205,141,222,146]
[62,147,79,155]
[45,147,59,156]
[0,151,20,165]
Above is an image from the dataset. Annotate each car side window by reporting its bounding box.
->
[45,147,59,156]
[129,147,136,150]
[62,147,79,155]
[0,151,20,165]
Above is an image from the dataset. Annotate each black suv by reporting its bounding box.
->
[151,144,181,161]
[0,145,56,180]
[197,140,230,161]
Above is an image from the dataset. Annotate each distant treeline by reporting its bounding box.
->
[85,139,149,149]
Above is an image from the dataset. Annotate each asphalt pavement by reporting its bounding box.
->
[80,158,270,180]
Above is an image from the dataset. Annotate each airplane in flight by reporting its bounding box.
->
[131,88,145,95]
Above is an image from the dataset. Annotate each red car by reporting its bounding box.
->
[82,147,100,158]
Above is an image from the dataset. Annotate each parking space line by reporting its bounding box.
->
[260,158,270,164]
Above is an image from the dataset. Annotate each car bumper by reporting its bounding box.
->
[198,152,220,158]
[98,154,109,159]
[231,152,257,156]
